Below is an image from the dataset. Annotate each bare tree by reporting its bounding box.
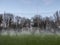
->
[0,15,3,34]
[54,11,60,22]
[4,13,14,29]
[14,16,23,32]
[31,15,42,34]
[53,11,60,33]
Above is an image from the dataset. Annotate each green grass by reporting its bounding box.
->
[0,35,60,45]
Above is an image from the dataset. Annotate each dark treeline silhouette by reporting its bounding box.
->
[0,11,60,34]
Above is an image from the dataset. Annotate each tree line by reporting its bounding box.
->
[0,11,60,33]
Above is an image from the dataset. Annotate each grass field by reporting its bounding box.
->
[0,34,60,45]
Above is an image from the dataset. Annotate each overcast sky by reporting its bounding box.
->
[0,0,60,18]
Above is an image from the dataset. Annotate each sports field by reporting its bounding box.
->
[0,34,60,45]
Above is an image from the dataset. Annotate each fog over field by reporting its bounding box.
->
[1,29,60,36]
